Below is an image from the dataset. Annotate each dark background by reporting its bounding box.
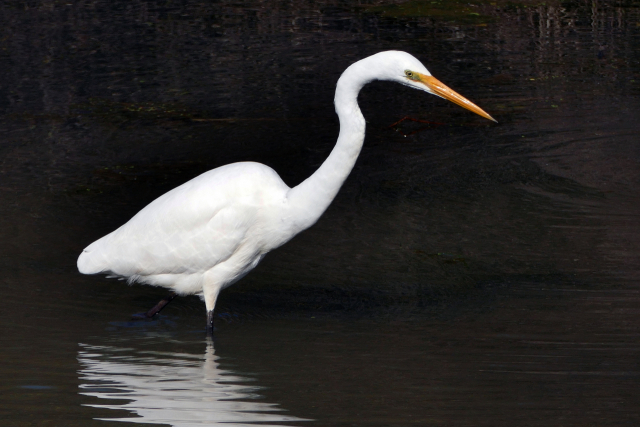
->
[1,0,639,425]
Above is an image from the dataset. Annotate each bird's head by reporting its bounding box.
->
[368,51,497,123]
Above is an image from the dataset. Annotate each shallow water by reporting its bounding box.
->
[1,0,640,425]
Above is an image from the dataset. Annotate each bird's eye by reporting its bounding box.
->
[404,70,418,81]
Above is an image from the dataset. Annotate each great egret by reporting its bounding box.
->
[78,51,495,333]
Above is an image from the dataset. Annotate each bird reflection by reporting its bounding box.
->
[78,339,308,426]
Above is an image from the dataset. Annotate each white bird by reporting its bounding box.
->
[78,51,495,333]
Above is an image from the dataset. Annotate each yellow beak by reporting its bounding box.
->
[417,73,497,123]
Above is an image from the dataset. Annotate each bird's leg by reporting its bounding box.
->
[132,292,177,319]
[145,293,177,317]
[203,279,222,335]
[206,310,215,336]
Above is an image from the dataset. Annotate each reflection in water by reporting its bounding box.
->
[78,340,308,426]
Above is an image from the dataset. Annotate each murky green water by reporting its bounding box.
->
[1,0,640,425]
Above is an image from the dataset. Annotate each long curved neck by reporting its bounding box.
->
[286,58,377,232]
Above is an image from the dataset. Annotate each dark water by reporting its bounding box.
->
[2,0,640,425]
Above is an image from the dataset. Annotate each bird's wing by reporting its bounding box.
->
[81,168,263,277]
[110,202,256,277]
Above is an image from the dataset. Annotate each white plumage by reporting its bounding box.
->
[78,51,495,332]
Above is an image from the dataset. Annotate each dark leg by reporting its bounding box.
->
[206,310,215,335]
[132,292,177,319]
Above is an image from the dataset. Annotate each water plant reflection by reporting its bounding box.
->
[78,341,308,426]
